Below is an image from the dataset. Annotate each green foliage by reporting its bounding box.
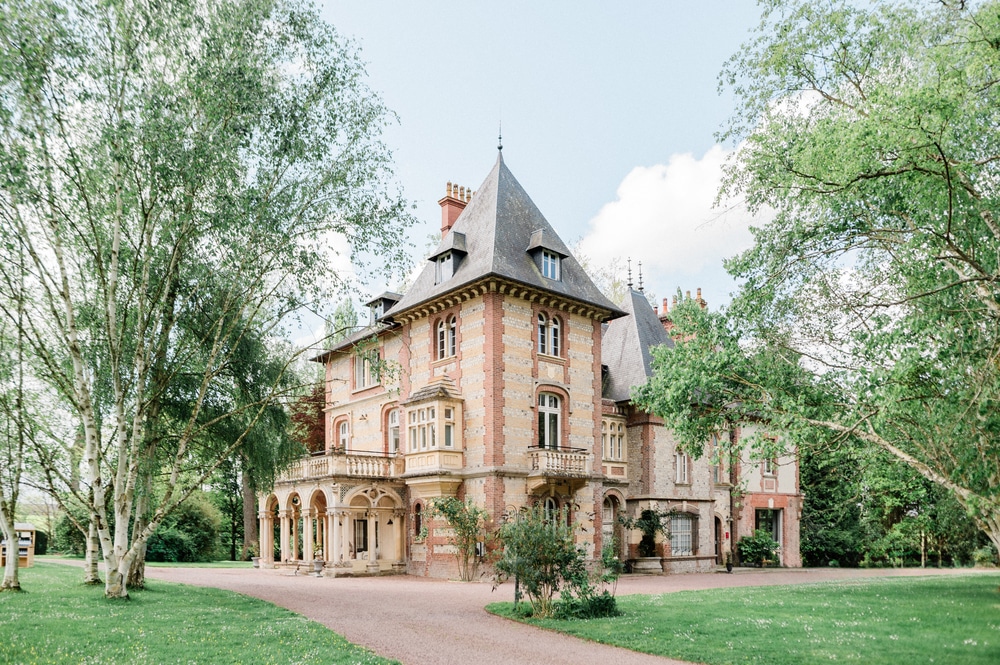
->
[619,509,672,558]
[0,0,413,597]
[973,546,997,567]
[636,0,1000,556]
[429,497,490,581]
[738,529,780,567]
[145,492,221,563]
[0,562,396,664]
[492,504,587,618]
[487,575,1000,665]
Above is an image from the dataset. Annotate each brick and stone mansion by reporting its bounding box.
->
[256,152,802,577]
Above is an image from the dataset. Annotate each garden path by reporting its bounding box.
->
[146,565,989,665]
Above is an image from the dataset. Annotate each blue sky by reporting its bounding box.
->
[319,1,765,314]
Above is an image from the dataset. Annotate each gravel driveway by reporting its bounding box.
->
[142,565,994,665]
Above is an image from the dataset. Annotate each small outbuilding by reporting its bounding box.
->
[1,523,35,568]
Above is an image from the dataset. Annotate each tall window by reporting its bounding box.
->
[670,514,694,556]
[602,420,625,461]
[537,393,560,449]
[762,457,777,476]
[443,407,455,448]
[543,497,559,523]
[408,407,436,451]
[536,314,561,357]
[354,349,379,389]
[675,451,689,484]
[541,250,560,280]
[436,316,457,359]
[414,504,423,537]
[338,421,350,450]
[387,409,400,453]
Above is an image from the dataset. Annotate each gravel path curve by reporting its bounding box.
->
[144,565,992,665]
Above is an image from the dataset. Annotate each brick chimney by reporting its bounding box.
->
[438,182,472,238]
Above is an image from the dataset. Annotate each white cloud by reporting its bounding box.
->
[579,145,760,303]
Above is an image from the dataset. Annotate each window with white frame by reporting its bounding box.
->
[354,349,379,389]
[541,250,560,280]
[670,514,694,556]
[762,457,777,476]
[443,407,455,448]
[675,451,689,484]
[387,408,400,453]
[436,315,457,359]
[408,407,436,451]
[602,419,625,461]
[338,420,350,450]
[711,434,726,484]
[537,393,560,450]
[436,251,454,283]
[543,496,559,523]
[536,313,561,357]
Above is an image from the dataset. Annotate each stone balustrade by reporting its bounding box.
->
[282,451,402,482]
[528,446,592,476]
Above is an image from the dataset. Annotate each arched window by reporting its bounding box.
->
[338,420,350,451]
[537,392,560,450]
[436,315,457,359]
[387,408,399,453]
[537,314,548,355]
[537,313,561,357]
[601,421,608,458]
[414,503,423,537]
[543,496,558,523]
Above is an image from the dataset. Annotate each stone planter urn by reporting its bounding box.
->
[312,559,325,573]
[251,557,260,569]
[631,557,663,573]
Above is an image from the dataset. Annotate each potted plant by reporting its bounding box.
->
[247,544,260,568]
[724,550,733,573]
[619,509,672,572]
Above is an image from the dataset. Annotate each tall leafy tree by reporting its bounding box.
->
[636,0,1000,552]
[0,0,412,598]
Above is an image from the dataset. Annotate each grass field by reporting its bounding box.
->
[38,554,254,569]
[0,562,397,665]
[487,574,1000,665]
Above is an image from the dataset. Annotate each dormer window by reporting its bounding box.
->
[437,252,454,283]
[430,232,466,285]
[542,250,560,280]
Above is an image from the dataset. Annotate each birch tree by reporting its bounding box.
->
[636,0,1000,552]
[0,0,411,598]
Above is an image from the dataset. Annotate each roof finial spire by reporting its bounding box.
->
[627,257,633,289]
[498,121,503,152]
[638,261,644,293]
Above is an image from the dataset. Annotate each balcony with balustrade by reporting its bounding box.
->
[526,445,592,493]
[278,449,404,485]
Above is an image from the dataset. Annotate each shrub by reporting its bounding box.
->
[972,546,997,567]
[146,527,197,562]
[738,529,780,567]
[429,497,489,581]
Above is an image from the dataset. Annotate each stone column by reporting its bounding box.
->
[341,511,351,562]
[328,509,339,563]
[291,511,300,561]
[393,510,404,563]
[367,510,379,573]
[279,510,290,563]
[303,508,314,562]
[258,511,272,563]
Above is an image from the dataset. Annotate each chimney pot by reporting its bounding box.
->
[697,287,702,300]
[662,298,668,313]
[686,290,691,300]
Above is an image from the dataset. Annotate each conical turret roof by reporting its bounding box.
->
[384,153,624,320]
[602,288,673,402]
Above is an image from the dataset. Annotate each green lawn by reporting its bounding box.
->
[37,554,253,568]
[0,562,397,665]
[488,574,1000,665]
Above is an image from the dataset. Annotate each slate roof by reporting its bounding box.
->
[602,288,674,402]
[383,153,625,321]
